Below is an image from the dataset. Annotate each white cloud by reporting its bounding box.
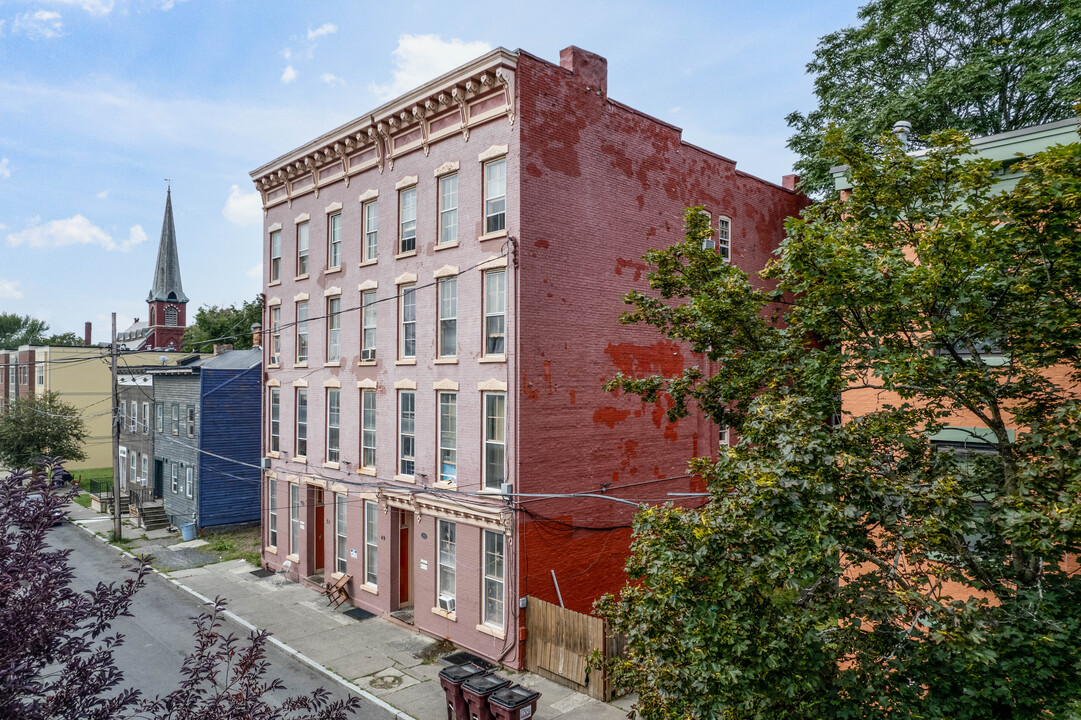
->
[96,189,109,199]
[0,158,10,178]
[12,10,64,39]
[370,34,492,102]
[245,262,262,279]
[0,279,23,300]
[7,216,147,252]
[49,0,115,15]
[222,185,262,227]
[320,73,344,86]
[158,0,190,10]
[307,23,336,41]
[281,47,292,61]
[281,65,298,83]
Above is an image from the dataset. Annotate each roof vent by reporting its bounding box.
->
[892,120,912,149]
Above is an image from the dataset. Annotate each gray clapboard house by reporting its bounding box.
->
[151,347,262,531]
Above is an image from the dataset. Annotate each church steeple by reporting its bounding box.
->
[147,187,188,304]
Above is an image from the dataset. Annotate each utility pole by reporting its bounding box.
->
[111,312,122,540]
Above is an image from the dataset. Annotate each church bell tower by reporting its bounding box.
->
[145,187,188,350]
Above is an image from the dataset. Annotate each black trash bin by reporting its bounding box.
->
[461,673,510,720]
[438,663,489,720]
[488,684,541,720]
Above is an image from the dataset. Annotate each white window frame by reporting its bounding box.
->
[437,520,456,611]
[699,209,715,250]
[483,270,506,357]
[438,173,458,245]
[719,424,730,449]
[171,463,178,493]
[295,388,308,458]
[326,388,340,463]
[129,450,136,486]
[140,455,148,484]
[364,500,378,586]
[399,390,415,477]
[269,388,280,453]
[267,479,278,548]
[438,392,457,484]
[130,403,137,432]
[361,291,377,362]
[399,186,417,254]
[36,362,43,387]
[270,230,282,282]
[717,216,731,261]
[187,406,195,438]
[328,212,342,269]
[484,392,506,490]
[142,401,150,433]
[363,200,378,262]
[326,296,341,363]
[119,401,127,429]
[335,492,348,575]
[289,483,300,555]
[172,403,179,436]
[270,306,281,366]
[482,530,505,628]
[296,221,309,276]
[155,402,163,433]
[185,465,193,499]
[438,277,457,359]
[484,158,507,234]
[399,284,416,359]
[361,389,376,470]
[295,301,309,364]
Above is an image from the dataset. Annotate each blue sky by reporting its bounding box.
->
[0,0,863,340]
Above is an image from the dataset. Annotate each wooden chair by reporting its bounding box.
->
[323,573,351,608]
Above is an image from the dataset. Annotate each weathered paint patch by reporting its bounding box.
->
[614,257,648,281]
[593,407,631,428]
[605,340,684,378]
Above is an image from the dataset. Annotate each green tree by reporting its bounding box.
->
[0,391,88,469]
[182,296,263,352]
[43,331,84,347]
[597,129,1081,718]
[0,313,49,350]
[787,0,1081,196]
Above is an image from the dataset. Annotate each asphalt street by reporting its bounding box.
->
[52,521,388,719]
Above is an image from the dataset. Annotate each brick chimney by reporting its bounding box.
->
[782,174,800,191]
[213,344,233,356]
[84,322,92,346]
[560,46,607,96]
[251,323,262,348]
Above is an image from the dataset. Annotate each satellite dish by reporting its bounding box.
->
[159,355,169,365]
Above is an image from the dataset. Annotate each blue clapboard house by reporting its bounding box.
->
[151,347,262,531]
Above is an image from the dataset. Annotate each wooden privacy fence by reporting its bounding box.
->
[524,596,627,701]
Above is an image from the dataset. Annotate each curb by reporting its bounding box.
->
[69,516,417,720]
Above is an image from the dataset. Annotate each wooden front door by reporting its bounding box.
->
[397,510,413,608]
[153,460,163,498]
[312,488,325,573]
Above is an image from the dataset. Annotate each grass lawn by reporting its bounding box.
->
[70,467,113,507]
[201,526,262,567]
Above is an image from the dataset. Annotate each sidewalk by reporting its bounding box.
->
[66,501,636,720]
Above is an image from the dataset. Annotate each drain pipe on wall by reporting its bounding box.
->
[551,570,565,608]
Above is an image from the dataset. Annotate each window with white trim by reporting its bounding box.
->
[326,297,341,363]
[268,479,278,547]
[438,173,458,245]
[361,291,377,362]
[270,230,282,282]
[185,465,193,498]
[269,388,280,453]
[364,500,378,586]
[484,158,507,234]
[363,200,378,262]
[141,455,148,484]
[187,407,195,438]
[295,301,308,363]
[483,270,506,357]
[171,463,178,493]
[297,221,309,276]
[130,403,137,432]
[129,451,136,485]
[361,389,376,469]
[328,212,342,269]
[142,402,150,433]
[172,403,179,435]
[270,306,281,366]
[719,424,730,449]
[335,492,348,574]
[437,520,456,612]
[295,388,308,457]
[36,362,43,387]
[399,186,417,253]
[483,530,505,628]
[289,483,300,555]
[717,216,731,261]
[439,392,457,484]
[155,402,163,433]
[484,392,506,489]
[399,390,415,477]
[438,277,457,358]
[399,285,416,359]
[326,388,340,463]
[119,401,127,430]
[699,209,715,250]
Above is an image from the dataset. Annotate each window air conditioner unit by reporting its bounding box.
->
[260,457,272,470]
[438,596,455,613]
[361,348,376,362]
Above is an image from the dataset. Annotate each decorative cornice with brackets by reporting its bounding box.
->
[250,48,518,205]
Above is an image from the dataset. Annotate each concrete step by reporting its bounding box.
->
[140,505,169,530]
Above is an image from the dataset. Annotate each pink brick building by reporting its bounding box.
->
[251,45,806,668]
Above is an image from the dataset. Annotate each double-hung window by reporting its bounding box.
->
[326,297,341,363]
[119,401,127,430]
[363,200,378,262]
[399,285,416,359]
[438,392,457,484]
[296,222,309,276]
[361,389,376,469]
[361,291,377,362]
[129,403,137,432]
[129,452,137,485]
[295,301,309,364]
[295,388,308,457]
[437,520,456,612]
[141,455,148,484]
[172,403,180,435]
[270,306,281,365]
[484,393,506,489]
[399,186,417,254]
[171,463,178,493]
[270,230,282,282]
[187,407,195,438]
[269,388,280,453]
[267,479,278,547]
[289,484,300,556]
[326,388,340,463]
[717,216,731,261]
[185,466,193,498]
[483,530,505,628]
[328,212,342,269]
[484,270,506,356]
[364,500,378,586]
[142,402,150,433]
[438,277,457,358]
[484,158,506,234]
[155,402,163,433]
[399,390,415,477]
[335,493,347,574]
[438,173,458,245]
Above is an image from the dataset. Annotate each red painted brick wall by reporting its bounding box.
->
[514,51,808,616]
